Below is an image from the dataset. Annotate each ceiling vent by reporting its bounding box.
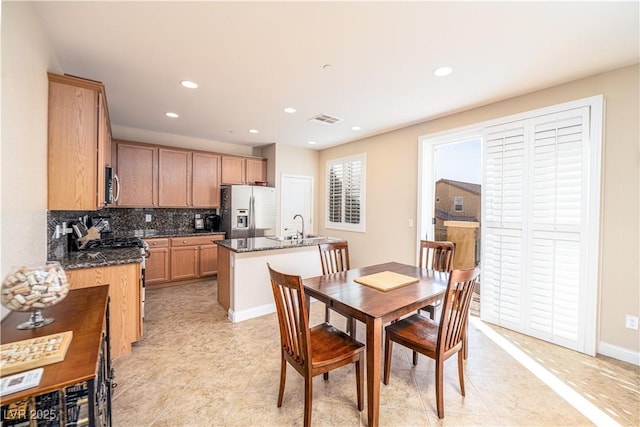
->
[308,113,343,125]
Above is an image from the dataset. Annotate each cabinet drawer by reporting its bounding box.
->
[144,238,169,248]
[171,235,222,246]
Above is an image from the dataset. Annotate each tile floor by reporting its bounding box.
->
[111,280,639,426]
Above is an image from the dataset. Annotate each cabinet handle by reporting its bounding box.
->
[182,240,187,244]
[113,173,121,202]
[152,242,157,245]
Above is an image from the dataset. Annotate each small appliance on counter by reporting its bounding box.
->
[195,215,205,230]
[205,213,221,232]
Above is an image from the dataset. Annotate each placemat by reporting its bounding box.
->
[354,271,419,292]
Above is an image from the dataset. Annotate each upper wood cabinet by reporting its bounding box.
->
[192,153,221,207]
[221,155,267,185]
[47,73,112,210]
[159,148,191,207]
[246,157,267,184]
[221,156,246,184]
[115,141,158,207]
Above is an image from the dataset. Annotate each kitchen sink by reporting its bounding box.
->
[266,235,327,242]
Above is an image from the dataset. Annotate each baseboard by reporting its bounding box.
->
[228,303,276,323]
[598,341,640,366]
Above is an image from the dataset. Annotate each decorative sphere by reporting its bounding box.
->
[1,262,70,312]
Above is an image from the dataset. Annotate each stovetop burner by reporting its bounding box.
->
[81,237,145,250]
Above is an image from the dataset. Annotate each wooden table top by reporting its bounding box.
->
[303,261,449,322]
[1,286,109,404]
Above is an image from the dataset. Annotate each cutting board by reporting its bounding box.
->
[354,271,419,292]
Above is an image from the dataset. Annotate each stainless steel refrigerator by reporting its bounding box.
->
[220,185,277,238]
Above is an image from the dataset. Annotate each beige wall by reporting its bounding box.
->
[319,64,640,357]
[273,144,320,234]
[0,2,61,318]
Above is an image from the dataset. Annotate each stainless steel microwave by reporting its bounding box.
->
[104,166,120,205]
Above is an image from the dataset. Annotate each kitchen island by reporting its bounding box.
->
[217,237,342,322]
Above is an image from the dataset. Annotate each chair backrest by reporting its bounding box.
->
[419,240,455,272]
[268,263,311,372]
[318,241,351,274]
[437,267,479,355]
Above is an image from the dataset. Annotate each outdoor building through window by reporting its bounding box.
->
[326,153,366,232]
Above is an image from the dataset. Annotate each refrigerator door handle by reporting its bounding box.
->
[249,195,256,237]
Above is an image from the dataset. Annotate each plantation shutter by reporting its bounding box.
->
[481,106,592,353]
[481,121,526,328]
[528,108,589,349]
[326,154,365,231]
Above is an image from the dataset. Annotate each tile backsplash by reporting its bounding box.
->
[48,207,217,259]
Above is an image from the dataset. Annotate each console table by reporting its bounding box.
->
[1,285,112,426]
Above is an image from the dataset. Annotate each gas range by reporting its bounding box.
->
[80,236,146,251]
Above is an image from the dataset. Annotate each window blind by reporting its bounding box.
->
[326,154,365,231]
[481,106,591,353]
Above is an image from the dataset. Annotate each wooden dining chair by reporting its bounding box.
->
[383,267,479,419]
[318,241,356,335]
[418,240,455,319]
[267,264,365,427]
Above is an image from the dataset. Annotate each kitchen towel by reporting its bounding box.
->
[354,271,419,292]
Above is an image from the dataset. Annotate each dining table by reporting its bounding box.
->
[302,261,449,427]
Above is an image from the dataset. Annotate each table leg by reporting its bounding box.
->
[365,317,382,427]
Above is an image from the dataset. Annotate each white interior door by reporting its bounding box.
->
[281,174,313,237]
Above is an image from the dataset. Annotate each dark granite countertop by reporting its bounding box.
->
[217,236,343,253]
[128,230,226,239]
[55,247,144,270]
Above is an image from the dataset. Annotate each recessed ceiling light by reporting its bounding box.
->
[283,107,296,114]
[180,80,198,89]
[165,112,179,118]
[249,129,259,134]
[352,126,361,131]
[308,141,317,145]
[433,66,453,77]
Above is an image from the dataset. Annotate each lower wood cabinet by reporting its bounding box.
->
[144,234,224,287]
[65,263,142,358]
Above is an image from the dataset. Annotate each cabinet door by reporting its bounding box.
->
[192,153,221,207]
[221,156,246,184]
[65,263,141,357]
[159,148,191,207]
[48,80,99,210]
[145,245,170,286]
[116,142,158,207]
[199,244,218,276]
[170,246,199,280]
[246,158,267,185]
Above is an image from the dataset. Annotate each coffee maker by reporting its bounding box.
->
[205,214,220,231]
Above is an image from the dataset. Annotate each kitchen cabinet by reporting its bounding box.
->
[168,235,225,282]
[144,238,171,286]
[115,140,158,207]
[65,263,142,357]
[246,157,267,184]
[47,73,112,211]
[221,155,267,185]
[1,286,112,427]
[221,155,246,184]
[192,152,221,207]
[159,148,191,207]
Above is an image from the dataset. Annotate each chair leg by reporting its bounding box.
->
[355,358,364,411]
[412,350,418,366]
[277,356,286,407]
[303,377,313,427]
[435,359,444,419]
[457,351,466,396]
[383,334,392,385]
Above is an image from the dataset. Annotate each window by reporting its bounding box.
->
[326,153,366,232]
[454,196,463,212]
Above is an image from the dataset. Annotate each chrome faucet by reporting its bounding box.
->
[293,214,304,240]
